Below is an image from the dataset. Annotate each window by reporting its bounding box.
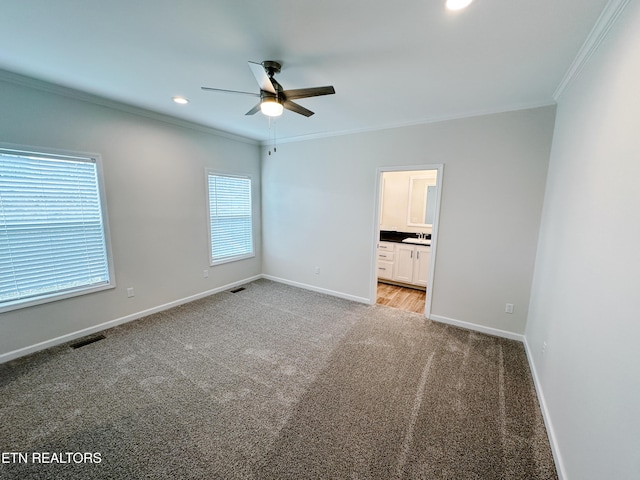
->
[0,146,114,312]
[206,172,254,265]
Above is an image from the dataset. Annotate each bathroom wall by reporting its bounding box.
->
[380,170,437,234]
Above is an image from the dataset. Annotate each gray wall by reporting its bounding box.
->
[262,106,555,335]
[0,74,555,356]
[526,2,640,479]
[0,76,262,359]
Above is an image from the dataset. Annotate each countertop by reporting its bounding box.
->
[379,230,431,244]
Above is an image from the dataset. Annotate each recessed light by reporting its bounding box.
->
[172,96,189,105]
[446,0,474,11]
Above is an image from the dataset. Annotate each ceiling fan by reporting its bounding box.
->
[201,61,335,117]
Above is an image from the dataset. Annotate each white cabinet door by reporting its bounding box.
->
[413,246,430,286]
[394,244,414,283]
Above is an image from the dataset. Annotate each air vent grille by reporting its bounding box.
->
[70,335,106,349]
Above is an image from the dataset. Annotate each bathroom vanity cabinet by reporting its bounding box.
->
[377,241,430,288]
[376,241,395,281]
[395,244,430,287]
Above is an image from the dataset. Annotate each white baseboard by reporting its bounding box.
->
[0,275,262,364]
[523,338,567,480]
[428,314,564,478]
[428,314,525,342]
[0,271,566,480]
[261,274,371,305]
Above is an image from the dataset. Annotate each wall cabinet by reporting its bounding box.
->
[377,242,430,287]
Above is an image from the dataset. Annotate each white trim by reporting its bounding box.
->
[0,67,555,146]
[406,174,435,227]
[262,274,371,305]
[523,338,567,480]
[265,101,556,145]
[371,165,444,318]
[0,143,117,314]
[553,0,630,100]
[0,275,262,364]
[0,68,258,146]
[0,265,561,480]
[428,314,525,342]
[205,170,256,266]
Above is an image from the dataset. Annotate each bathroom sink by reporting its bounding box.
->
[402,237,431,245]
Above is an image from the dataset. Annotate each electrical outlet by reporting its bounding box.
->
[542,341,547,356]
[203,269,209,278]
[126,287,135,298]
[314,266,320,275]
[505,303,514,314]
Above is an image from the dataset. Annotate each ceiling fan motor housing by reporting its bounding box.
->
[201,59,334,117]
[262,61,282,77]
[261,91,279,102]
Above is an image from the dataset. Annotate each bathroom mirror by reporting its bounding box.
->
[407,175,437,227]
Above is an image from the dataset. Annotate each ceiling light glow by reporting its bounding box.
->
[260,98,283,117]
[172,96,189,104]
[446,0,473,11]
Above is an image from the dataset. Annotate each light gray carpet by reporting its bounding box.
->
[0,279,557,479]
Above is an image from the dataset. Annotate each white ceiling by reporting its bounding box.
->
[0,0,609,142]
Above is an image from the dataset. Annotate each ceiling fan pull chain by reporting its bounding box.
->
[267,116,277,155]
[273,119,277,154]
[268,116,272,155]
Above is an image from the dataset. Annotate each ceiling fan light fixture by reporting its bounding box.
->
[446,0,473,11]
[260,98,283,117]
[201,60,335,118]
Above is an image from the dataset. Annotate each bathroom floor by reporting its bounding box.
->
[376,282,426,314]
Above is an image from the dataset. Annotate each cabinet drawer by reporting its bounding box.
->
[377,251,395,261]
[377,241,395,251]
[377,260,394,280]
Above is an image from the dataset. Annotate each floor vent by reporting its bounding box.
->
[229,287,246,293]
[70,335,106,349]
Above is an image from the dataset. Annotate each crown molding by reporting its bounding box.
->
[553,0,630,100]
[0,69,259,146]
[265,101,556,146]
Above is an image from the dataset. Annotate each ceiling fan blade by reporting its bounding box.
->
[283,100,314,117]
[248,61,276,94]
[245,103,261,116]
[282,86,335,100]
[201,86,260,97]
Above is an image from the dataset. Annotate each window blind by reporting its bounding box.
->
[207,173,254,264]
[0,148,112,310]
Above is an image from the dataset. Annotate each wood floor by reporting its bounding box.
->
[376,282,426,314]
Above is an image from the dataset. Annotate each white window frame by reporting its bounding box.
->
[0,144,115,313]
[205,170,255,266]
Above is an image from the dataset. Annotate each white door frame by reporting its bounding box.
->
[370,164,444,318]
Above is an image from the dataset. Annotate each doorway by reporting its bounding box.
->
[376,283,426,314]
[371,165,443,317]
